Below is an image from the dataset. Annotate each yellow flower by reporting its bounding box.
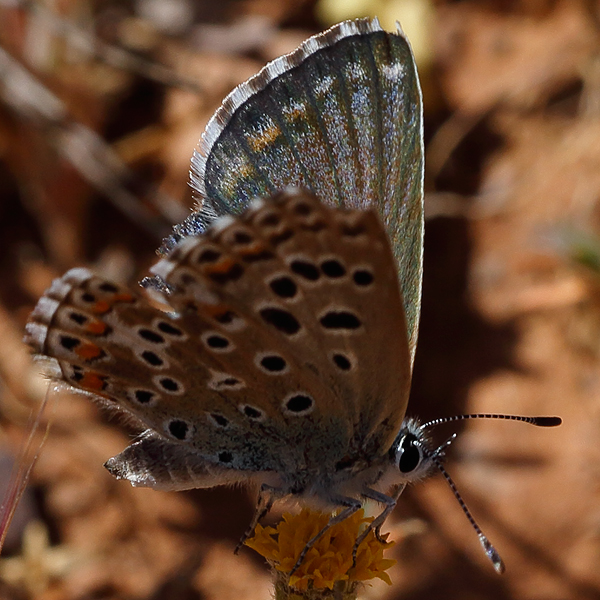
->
[246,508,396,596]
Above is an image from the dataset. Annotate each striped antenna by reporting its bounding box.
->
[418,412,561,573]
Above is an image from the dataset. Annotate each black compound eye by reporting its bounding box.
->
[398,436,421,473]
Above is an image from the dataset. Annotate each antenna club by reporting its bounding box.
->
[531,416,562,427]
[422,413,563,430]
[479,534,506,574]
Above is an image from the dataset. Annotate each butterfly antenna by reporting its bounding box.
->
[421,413,562,430]
[417,413,561,573]
[421,413,562,429]
[428,450,506,574]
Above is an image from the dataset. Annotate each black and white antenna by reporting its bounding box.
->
[419,413,562,573]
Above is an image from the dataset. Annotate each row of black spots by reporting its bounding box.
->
[153,375,183,394]
[68,311,88,326]
[332,352,352,371]
[282,393,314,416]
[224,228,254,247]
[156,320,185,338]
[67,311,111,337]
[319,310,362,331]
[352,269,374,287]
[268,228,294,246]
[81,279,121,300]
[256,353,288,374]
[97,281,119,294]
[130,388,157,405]
[138,348,169,368]
[239,403,266,422]
[255,210,282,229]
[337,216,367,238]
[176,270,199,288]
[206,404,267,432]
[288,258,346,282]
[320,259,346,278]
[195,247,222,264]
[208,412,230,428]
[269,275,298,299]
[202,331,233,352]
[218,451,234,464]
[208,372,245,391]
[69,364,84,382]
[270,262,367,298]
[58,334,107,361]
[167,418,192,441]
[290,259,320,281]
[259,307,301,335]
[212,309,247,332]
[137,328,166,344]
[289,199,314,216]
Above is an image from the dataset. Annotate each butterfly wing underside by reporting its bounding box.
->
[163,18,424,368]
[25,190,411,491]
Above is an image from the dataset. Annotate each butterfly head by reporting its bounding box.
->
[389,418,438,483]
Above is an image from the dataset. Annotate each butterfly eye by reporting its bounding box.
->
[396,433,423,474]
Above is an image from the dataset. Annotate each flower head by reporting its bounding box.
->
[246,508,396,597]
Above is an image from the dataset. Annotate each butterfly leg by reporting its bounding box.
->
[351,484,407,563]
[235,483,281,554]
[289,496,362,576]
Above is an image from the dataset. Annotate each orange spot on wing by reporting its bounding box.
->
[204,257,237,275]
[91,300,111,314]
[204,304,229,317]
[248,124,281,152]
[75,342,104,360]
[80,372,106,391]
[114,293,135,302]
[91,293,134,314]
[86,320,107,335]
[237,242,269,257]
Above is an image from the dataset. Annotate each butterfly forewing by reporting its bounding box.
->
[164,18,424,367]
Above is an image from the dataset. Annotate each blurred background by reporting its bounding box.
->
[1,0,599,598]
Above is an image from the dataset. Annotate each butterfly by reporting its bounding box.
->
[22,17,560,574]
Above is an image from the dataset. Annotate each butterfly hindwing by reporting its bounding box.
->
[154,189,412,453]
[25,190,411,486]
